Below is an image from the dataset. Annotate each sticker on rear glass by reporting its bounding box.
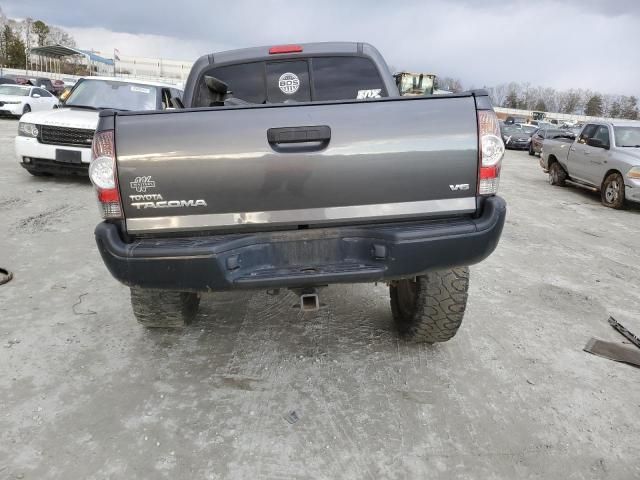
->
[357,89,382,99]
[278,72,300,95]
[130,86,151,94]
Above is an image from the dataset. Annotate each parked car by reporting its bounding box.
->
[501,125,531,150]
[0,77,16,85]
[536,121,555,130]
[14,77,34,86]
[529,128,573,156]
[0,85,58,118]
[51,79,66,95]
[35,77,57,95]
[61,78,78,88]
[16,77,183,176]
[540,121,640,208]
[530,120,552,127]
[505,115,527,125]
[560,123,583,137]
[89,42,506,343]
[515,124,537,136]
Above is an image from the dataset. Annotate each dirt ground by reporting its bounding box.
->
[1,118,639,479]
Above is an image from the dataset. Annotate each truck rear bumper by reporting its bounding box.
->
[95,196,506,291]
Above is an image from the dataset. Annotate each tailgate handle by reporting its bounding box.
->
[267,125,331,145]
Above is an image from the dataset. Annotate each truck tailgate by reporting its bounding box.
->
[114,96,479,234]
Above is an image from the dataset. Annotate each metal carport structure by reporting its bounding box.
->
[29,44,114,76]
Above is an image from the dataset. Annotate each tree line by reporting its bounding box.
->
[435,76,638,120]
[0,8,75,69]
[486,82,638,120]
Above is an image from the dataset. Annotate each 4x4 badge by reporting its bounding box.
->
[130,176,156,193]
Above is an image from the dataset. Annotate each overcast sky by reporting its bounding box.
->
[4,0,639,95]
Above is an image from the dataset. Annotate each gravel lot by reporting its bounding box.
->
[1,117,639,479]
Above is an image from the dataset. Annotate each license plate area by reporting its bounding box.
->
[55,149,81,164]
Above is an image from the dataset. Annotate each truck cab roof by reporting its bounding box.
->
[211,41,372,63]
[182,42,398,108]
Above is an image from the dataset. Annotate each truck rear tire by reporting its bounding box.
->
[130,287,200,328]
[390,267,469,343]
[549,162,567,186]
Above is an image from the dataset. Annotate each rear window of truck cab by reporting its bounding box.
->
[195,56,386,106]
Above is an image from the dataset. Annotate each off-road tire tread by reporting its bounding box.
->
[390,267,469,343]
[130,287,199,328]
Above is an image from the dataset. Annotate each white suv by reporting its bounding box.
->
[15,77,182,176]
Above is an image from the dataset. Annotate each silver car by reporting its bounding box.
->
[540,120,640,208]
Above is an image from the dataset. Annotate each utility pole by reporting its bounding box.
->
[24,17,32,75]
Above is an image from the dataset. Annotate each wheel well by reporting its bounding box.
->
[547,155,563,172]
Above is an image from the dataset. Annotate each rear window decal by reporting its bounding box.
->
[357,89,382,99]
[278,73,300,95]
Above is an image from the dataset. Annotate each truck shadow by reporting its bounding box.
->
[141,284,434,360]
[26,175,92,186]
[558,184,640,213]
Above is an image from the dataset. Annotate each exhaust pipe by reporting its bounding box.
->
[300,290,320,312]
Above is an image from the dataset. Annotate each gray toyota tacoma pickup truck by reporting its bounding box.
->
[90,42,507,343]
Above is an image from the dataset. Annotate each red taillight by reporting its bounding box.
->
[480,165,499,179]
[98,189,120,203]
[269,44,303,54]
[89,130,122,219]
[477,110,505,195]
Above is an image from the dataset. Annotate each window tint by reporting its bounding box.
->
[39,88,52,97]
[312,57,385,101]
[201,62,265,105]
[193,56,385,107]
[266,60,310,103]
[578,124,598,144]
[592,126,610,146]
